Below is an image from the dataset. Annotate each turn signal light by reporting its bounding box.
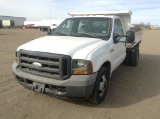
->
[73,70,88,74]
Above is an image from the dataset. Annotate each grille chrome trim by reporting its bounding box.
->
[19,50,71,80]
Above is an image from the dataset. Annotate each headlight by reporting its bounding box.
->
[16,51,20,65]
[72,59,93,74]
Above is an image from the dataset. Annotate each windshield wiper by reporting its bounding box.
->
[79,33,96,38]
[53,32,68,36]
[71,33,99,39]
[99,35,110,40]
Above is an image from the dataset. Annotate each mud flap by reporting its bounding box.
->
[32,82,45,93]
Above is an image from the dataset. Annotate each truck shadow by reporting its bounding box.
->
[68,54,160,108]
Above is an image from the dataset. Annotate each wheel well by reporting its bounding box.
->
[102,61,111,75]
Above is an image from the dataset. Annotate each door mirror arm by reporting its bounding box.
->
[113,30,135,44]
[113,34,126,44]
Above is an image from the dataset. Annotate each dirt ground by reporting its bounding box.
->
[0,29,160,119]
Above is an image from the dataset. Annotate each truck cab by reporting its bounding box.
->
[12,11,141,103]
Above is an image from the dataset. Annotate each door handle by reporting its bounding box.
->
[110,48,114,52]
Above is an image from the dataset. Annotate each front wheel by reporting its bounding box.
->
[89,66,109,104]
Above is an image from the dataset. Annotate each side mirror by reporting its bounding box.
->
[47,28,56,35]
[47,28,51,35]
[126,30,135,43]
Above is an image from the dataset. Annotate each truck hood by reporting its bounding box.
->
[17,36,105,59]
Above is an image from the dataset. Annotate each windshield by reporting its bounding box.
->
[53,17,112,40]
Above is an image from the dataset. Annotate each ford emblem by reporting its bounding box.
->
[33,62,42,68]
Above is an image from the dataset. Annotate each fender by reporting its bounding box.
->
[86,41,112,73]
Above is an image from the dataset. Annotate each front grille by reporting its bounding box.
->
[19,50,71,80]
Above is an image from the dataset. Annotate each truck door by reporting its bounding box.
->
[110,19,126,71]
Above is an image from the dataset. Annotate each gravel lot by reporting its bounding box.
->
[0,29,160,119]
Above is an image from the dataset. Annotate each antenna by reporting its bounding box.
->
[50,0,51,25]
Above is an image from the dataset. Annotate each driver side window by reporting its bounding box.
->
[114,19,124,36]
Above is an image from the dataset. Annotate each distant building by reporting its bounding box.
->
[0,15,26,26]
[132,24,150,30]
[150,25,158,30]
[132,24,144,28]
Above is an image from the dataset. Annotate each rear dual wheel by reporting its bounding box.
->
[123,47,139,66]
[130,48,139,66]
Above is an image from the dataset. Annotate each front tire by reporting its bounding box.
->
[89,66,109,104]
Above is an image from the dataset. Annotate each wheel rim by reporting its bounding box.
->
[99,74,108,96]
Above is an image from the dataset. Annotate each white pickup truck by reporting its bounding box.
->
[38,24,58,32]
[12,11,142,103]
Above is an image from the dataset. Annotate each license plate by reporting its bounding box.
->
[32,82,45,93]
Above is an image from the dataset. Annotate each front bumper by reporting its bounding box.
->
[12,61,97,99]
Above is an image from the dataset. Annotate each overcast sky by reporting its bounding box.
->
[0,0,160,25]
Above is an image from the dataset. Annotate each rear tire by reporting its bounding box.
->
[89,66,109,104]
[130,48,139,66]
[123,49,130,65]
